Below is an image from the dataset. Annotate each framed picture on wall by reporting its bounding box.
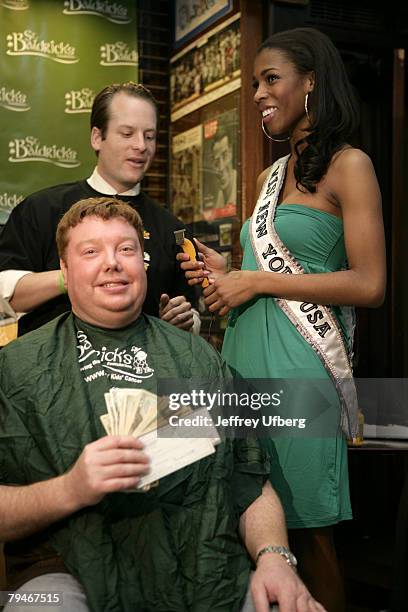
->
[202,108,238,221]
[170,90,241,350]
[171,124,202,224]
[170,15,240,122]
[174,0,233,49]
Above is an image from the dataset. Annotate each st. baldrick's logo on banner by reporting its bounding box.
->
[100,41,138,66]
[63,0,132,24]
[65,88,95,114]
[0,193,24,224]
[1,0,29,10]
[8,136,80,168]
[6,30,78,64]
[0,86,30,111]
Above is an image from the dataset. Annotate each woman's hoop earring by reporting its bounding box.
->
[305,93,311,123]
[261,120,290,142]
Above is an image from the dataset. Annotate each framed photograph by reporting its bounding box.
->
[202,108,238,221]
[170,15,240,122]
[221,249,232,270]
[219,222,232,246]
[174,0,233,49]
[171,125,202,224]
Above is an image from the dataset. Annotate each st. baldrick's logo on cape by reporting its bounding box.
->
[77,330,154,383]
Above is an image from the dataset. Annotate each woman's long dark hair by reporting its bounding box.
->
[257,27,359,193]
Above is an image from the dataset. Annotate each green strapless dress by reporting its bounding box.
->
[222,204,352,528]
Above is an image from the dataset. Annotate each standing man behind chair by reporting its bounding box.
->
[0,82,197,336]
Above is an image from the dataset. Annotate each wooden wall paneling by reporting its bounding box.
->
[0,542,5,589]
[239,0,265,220]
[403,54,408,377]
[391,49,406,376]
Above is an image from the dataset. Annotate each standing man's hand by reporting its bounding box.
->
[159,294,194,331]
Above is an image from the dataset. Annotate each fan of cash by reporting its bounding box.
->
[101,388,185,438]
[100,388,220,491]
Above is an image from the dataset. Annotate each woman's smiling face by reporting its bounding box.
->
[253,47,312,139]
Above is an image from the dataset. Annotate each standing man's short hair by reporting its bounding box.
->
[91,82,160,138]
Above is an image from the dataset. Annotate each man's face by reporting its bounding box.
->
[212,135,233,190]
[91,92,157,193]
[60,216,147,329]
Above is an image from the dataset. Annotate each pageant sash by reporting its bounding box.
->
[250,155,358,438]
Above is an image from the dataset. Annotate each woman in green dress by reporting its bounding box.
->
[179,27,386,611]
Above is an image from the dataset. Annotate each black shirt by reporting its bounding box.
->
[0,180,195,335]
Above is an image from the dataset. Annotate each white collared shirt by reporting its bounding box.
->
[87,167,141,196]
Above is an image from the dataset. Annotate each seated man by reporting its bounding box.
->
[0,198,323,612]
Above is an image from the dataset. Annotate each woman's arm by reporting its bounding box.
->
[206,150,386,314]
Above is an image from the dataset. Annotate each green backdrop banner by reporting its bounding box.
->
[0,0,138,223]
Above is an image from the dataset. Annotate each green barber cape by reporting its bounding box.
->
[0,313,269,612]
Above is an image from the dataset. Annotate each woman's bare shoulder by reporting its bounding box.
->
[255,166,273,199]
[328,147,380,208]
[331,147,374,173]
